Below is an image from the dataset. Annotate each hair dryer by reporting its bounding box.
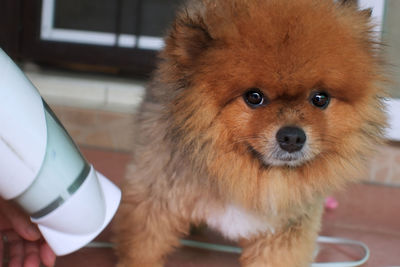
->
[0,48,121,256]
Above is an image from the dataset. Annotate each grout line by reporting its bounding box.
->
[325,222,400,238]
[79,144,132,154]
[364,181,400,188]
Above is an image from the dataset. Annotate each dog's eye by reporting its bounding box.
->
[244,89,265,108]
[310,91,330,109]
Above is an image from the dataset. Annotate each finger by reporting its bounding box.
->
[6,231,24,267]
[39,242,56,267]
[0,201,40,241]
[0,210,12,230]
[23,242,40,267]
[0,232,4,265]
[4,230,22,243]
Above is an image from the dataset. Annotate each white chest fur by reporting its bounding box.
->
[206,204,274,240]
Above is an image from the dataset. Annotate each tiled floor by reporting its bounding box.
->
[54,146,400,267]
[52,105,135,152]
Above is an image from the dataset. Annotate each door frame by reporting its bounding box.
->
[359,0,400,140]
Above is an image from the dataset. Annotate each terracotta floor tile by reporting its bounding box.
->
[319,183,400,266]
[80,146,132,187]
[318,225,400,266]
[56,248,116,267]
[323,183,400,234]
[368,142,400,186]
[166,248,240,267]
[52,105,135,152]
[52,106,99,128]
[84,130,116,149]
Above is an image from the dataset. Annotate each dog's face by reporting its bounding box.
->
[199,34,377,169]
[161,0,386,209]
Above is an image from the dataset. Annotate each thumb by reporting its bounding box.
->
[0,199,41,241]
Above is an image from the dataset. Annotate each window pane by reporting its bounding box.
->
[140,0,184,37]
[54,0,119,33]
[53,0,183,37]
[120,0,137,35]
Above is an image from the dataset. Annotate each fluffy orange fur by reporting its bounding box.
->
[113,0,387,266]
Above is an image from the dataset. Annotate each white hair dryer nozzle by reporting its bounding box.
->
[0,48,121,256]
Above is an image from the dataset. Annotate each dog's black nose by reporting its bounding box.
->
[276,126,306,153]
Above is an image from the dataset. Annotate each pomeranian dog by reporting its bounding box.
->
[114,0,387,266]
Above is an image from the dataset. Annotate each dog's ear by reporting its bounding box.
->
[340,0,357,5]
[339,0,372,17]
[339,0,361,7]
[164,8,214,67]
[359,8,373,18]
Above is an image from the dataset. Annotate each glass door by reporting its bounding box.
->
[40,0,183,50]
[359,0,400,141]
[20,0,186,75]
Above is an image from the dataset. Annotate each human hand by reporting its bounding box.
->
[0,198,56,267]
